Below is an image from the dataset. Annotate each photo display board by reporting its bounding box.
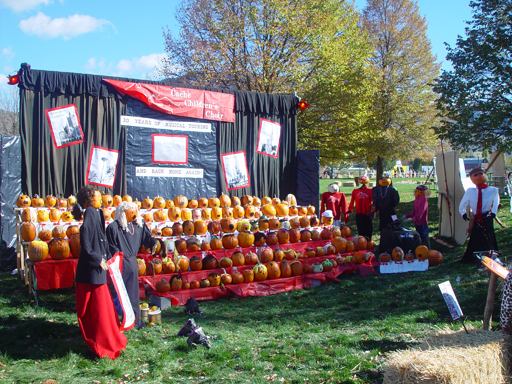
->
[45,104,84,149]
[124,100,218,199]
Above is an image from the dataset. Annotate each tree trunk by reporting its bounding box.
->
[376,156,384,180]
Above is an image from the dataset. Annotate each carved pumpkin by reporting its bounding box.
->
[52,225,66,239]
[174,195,188,209]
[20,222,36,242]
[170,274,183,290]
[28,240,49,262]
[181,208,193,222]
[219,256,233,268]
[222,234,238,249]
[155,279,170,293]
[48,238,70,260]
[37,209,49,223]
[142,196,154,210]
[266,231,278,246]
[197,197,208,208]
[208,197,220,208]
[172,222,183,236]
[38,228,52,241]
[379,177,391,187]
[31,195,44,208]
[325,244,336,255]
[260,204,277,217]
[208,272,221,287]
[208,220,221,235]
[153,209,168,222]
[415,245,429,260]
[266,261,281,279]
[307,205,316,215]
[231,250,245,266]
[183,220,195,236]
[259,247,274,263]
[16,194,31,208]
[290,260,303,276]
[238,230,255,248]
[392,247,404,261]
[168,207,182,222]
[61,211,74,222]
[242,268,254,283]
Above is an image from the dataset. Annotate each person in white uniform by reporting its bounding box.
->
[458,168,500,264]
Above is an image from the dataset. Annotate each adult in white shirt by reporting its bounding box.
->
[458,168,499,264]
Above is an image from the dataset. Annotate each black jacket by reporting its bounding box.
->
[75,207,109,285]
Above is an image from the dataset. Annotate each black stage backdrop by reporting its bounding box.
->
[18,67,298,200]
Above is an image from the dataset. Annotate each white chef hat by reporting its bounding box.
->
[321,210,334,218]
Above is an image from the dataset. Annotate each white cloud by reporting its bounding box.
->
[114,53,166,78]
[0,0,52,12]
[19,12,114,40]
[2,47,15,61]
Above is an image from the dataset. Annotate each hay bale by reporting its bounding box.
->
[342,182,355,187]
[383,327,512,384]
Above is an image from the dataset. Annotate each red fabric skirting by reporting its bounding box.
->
[75,283,127,360]
[34,257,78,290]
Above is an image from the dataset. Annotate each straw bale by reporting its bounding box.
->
[383,326,512,384]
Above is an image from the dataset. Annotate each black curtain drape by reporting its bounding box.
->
[18,67,298,199]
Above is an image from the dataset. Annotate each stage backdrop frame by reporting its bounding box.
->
[18,67,299,200]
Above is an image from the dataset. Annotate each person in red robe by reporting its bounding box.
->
[320,183,348,227]
[347,175,373,239]
[72,185,127,360]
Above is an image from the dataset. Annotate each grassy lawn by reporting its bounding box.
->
[1,178,511,384]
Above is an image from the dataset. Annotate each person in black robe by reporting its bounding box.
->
[106,201,157,330]
[372,176,400,231]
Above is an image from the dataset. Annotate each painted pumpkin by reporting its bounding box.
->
[197,197,209,208]
[174,195,188,208]
[242,268,254,283]
[38,228,52,241]
[253,262,268,281]
[290,260,303,276]
[266,261,281,279]
[61,211,74,222]
[168,207,182,222]
[231,250,245,266]
[266,232,278,246]
[238,230,255,248]
[208,197,220,208]
[28,241,49,262]
[49,208,62,223]
[31,195,44,208]
[219,256,233,268]
[392,247,404,261]
[208,272,221,287]
[259,247,274,263]
[219,194,231,208]
[37,209,49,223]
[102,194,113,207]
[153,209,168,222]
[415,245,429,260]
[280,259,292,278]
[188,199,198,209]
[207,220,221,235]
[194,220,208,235]
[181,208,193,222]
[16,194,31,208]
[44,195,57,208]
[378,253,391,263]
[20,222,36,242]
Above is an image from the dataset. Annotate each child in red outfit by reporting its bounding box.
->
[320,183,349,227]
[402,185,430,243]
[347,175,373,239]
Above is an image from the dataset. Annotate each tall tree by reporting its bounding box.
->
[0,87,19,136]
[361,0,441,178]
[161,0,378,164]
[433,0,512,153]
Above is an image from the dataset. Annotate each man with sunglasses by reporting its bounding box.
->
[458,168,500,265]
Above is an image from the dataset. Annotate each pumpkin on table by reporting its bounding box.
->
[16,194,31,208]
[155,279,170,293]
[20,222,36,242]
[28,240,49,262]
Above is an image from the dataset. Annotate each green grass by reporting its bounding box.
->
[1,178,511,383]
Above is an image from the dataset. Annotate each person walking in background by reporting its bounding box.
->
[72,185,126,360]
[347,175,373,239]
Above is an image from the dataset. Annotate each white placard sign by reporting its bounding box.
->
[380,259,429,274]
[121,115,211,133]
[135,167,203,178]
[439,281,463,320]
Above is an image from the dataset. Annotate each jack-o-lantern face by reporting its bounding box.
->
[125,206,138,222]
[358,175,369,185]
[415,189,425,197]
[90,191,102,209]
[379,177,391,187]
[470,169,486,185]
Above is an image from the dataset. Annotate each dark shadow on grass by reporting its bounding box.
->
[0,313,86,360]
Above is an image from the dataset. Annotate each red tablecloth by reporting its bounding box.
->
[32,257,78,290]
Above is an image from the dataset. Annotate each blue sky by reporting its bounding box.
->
[0,0,474,92]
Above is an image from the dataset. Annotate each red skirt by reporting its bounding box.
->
[76,282,127,359]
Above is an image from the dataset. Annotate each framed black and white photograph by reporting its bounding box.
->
[86,146,119,188]
[256,118,281,158]
[152,134,188,164]
[45,104,84,148]
[221,151,250,191]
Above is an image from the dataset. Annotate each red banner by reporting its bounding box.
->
[103,79,235,123]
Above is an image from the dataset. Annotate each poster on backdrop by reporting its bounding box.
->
[256,119,281,158]
[221,151,250,190]
[86,146,119,188]
[152,134,188,164]
[45,104,84,149]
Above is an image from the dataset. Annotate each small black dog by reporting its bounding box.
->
[177,318,211,349]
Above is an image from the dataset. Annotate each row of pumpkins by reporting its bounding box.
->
[152,252,361,292]
[378,246,443,266]
[16,193,316,224]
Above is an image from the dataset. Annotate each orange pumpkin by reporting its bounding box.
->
[141,196,154,209]
[341,225,352,238]
[210,236,223,250]
[260,204,276,217]
[155,279,170,293]
[197,197,208,208]
[168,207,182,222]
[49,208,62,222]
[188,199,199,209]
[61,211,74,222]
[194,220,208,235]
[31,195,44,208]
[48,238,70,260]
[222,234,238,249]
[259,247,274,263]
[290,260,303,276]
[202,208,212,220]
[352,235,367,251]
[242,268,254,283]
[165,199,175,209]
[231,250,245,266]
[27,240,49,262]
[309,215,320,227]
[280,259,292,277]
[244,204,256,219]
[253,262,268,281]
[208,197,220,208]
[415,245,429,260]
[153,209,168,222]
[181,208,193,221]
[266,261,281,279]
[392,247,404,261]
[38,228,52,241]
[252,197,261,207]
[238,230,255,248]
[21,208,35,222]
[222,206,234,219]
[44,195,57,208]
[190,280,201,289]
[219,194,231,208]
[345,240,355,253]
[20,222,36,242]
[37,210,49,223]
[174,195,188,208]
[70,233,81,258]
[427,250,443,266]
[231,268,244,284]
